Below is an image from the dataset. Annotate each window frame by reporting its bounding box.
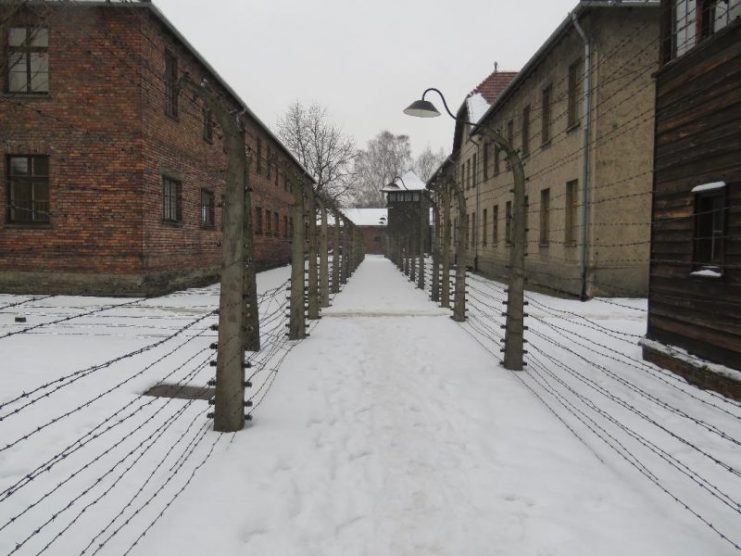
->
[565,180,579,247]
[539,188,550,247]
[202,108,213,143]
[482,208,488,247]
[162,176,182,224]
[164,49,179,119]
[522,105,531,158]
[505,201,512,245]
[567,58,583,130]
[6,26,49,95]
[692,185,727,272]
[7,154,50,224]
[200,188,215,228]
[541,84,552,146]
[255,206,263,235]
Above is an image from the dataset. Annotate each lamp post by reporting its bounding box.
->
[405,88,526,370]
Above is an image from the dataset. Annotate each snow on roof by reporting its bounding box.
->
[382,171,427,192]
[466,92,491,125]
[322,208,387,227]
[691,181,726,193]
[343,208,388,227]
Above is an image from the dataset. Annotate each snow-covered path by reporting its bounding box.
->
[135,255,730,555]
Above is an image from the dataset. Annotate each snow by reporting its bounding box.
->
[641,338,741,383]
[690,267,723,278]
[691,181,726,193]
[466,91,491,124]
[1,256,739,555]
[338,208,387,227]
[382,170,427,192]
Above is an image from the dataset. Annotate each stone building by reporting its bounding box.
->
[447,0,661,298]
[0,0,311,296]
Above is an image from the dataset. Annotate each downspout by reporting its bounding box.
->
[571,11,592,301]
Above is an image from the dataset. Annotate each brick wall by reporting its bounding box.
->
[0,4,304,295]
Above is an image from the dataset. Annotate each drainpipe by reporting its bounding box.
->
[571,11,591,301]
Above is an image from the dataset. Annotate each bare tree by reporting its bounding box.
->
[414,146,448,183]
[351,131,412,208]
[276,101,356,205]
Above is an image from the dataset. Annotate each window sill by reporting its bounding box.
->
[541,140,552,150]
[2,92,50,100]
[564,242,578,248]
[161,219,183,227]
[566,122,581,134]
[165,112,180,122]
[539,242,550,248]
[5,222,52,230]
[200,224,216,230]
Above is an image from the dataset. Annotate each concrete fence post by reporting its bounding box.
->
[319,198,330,308]
[307,191,320,320]
[332,209,341,293]
[289,183,306,340]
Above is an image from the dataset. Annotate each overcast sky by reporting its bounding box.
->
[154,0,579,158]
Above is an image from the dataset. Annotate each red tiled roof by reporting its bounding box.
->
[470,70,518,104]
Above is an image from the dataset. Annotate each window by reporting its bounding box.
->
[164,50,178,118]
[266,148,272,179]
[464,214,470,248]
[273,211,279,236]
[567,58,582,129]
[466,159,471,190]
[492,205,499,245]
[256,139,263,175]
[203,108,213,143]
[483,142,490,180]
[453,217,458,245]
[565,180,578,246]
[283,215,289,238]
[266,209,272,236]
[522,105,531,157]
[162,176,182,223]
[672,0,698,57]
[693,185,726,270]
[540,188,550,246]
[255,206,263,235]
[7,155,49,223]
[482,208,488,246]
[460,164,465,189]
[524,195,529,237]
[289,216,294,238]
[701,0,741,39]
[200,189,215,227]
[473,153,478,187]
[506,120,514,169]
[505,201,512,245]
[7,27,48,94]
[494,145,501,176]
[542,85,552,145]
[470,212,476,248]
[284,174,289,191]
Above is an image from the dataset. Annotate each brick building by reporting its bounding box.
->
[443,0,661,298]
[0,0,312,296]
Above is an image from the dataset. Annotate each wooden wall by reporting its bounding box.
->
[648,20,741,369]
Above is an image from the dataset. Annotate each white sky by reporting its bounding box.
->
[153,0,579,158]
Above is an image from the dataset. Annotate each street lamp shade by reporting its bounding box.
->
[403,99,440,118]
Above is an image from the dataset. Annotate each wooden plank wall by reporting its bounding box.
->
[648,20,741,370]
